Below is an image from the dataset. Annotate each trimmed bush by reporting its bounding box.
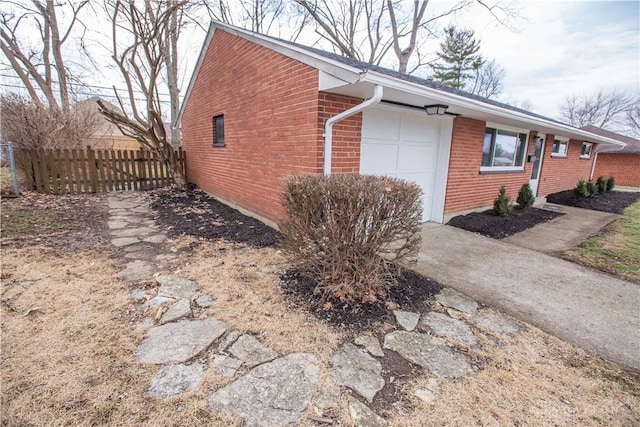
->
[607,176,616,191]
[516,183,535,208]
[596,176,608,193]
[279,174,422,304]
[575,179,589,198]
[493,186,513,216]
[587,179,598,196]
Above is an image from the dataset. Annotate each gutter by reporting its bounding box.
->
[324,84,383,175]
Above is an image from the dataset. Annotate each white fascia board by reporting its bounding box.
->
[361,71,626,147]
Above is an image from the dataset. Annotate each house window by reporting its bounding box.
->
[581,142,593,159]
[481,126,528,171]
[212,114,225,147]
[551,138,568,157]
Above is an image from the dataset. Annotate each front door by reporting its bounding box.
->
[529,134,545,195]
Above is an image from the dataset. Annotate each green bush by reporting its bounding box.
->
[493,186,513,216]
[607,176,616,191]
[279,174,422,304]
[596,176,608,193]
[516,183,535,208]
[587,179,598,196]
[575,180,589,197]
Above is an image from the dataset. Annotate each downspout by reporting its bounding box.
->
[323,84,383,175]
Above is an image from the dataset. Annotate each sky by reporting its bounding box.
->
[0,0,638,123]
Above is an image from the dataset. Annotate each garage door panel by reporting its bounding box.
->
[360,141,398,173]
[362,109,400,140]
[401,115,440,142]
[398,144,436,171]
[398,171,434,195]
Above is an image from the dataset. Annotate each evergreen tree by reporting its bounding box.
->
[431,26,485,90]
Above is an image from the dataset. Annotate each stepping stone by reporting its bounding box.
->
[155,253,177,261]
[144,295,175,309]
[108,220,128,230]
[434,288,478,314]
[195,294,215,308]
[118,260,154,282]
[347,396,388,427]
[217,330,242,353]
[414,378,439,405]
[393,310,420,331]
[331,343,384,403]
[209,353,319,427]
[473,309,526,336]
[112,237,140,248]
[419,312,478,347]
[111,227,155,238]
[383,331,471,379]
[131,288,148,302]
[313,374,341,411]
[156,275,198,300]
[229,334,278,368]
[149,363,205,398]
[160,299,191,324]
[212,354,242,377]
[136,318,227,364]
[354,335,385,357]
[136,317,154,328]
[143,234,167,244]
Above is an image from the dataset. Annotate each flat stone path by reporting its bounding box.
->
[109,191,528,426]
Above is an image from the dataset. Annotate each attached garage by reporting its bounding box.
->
[360,104,453,222]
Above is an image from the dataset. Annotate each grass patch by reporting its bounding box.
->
[564,200,640,283]
[1,203,67,239]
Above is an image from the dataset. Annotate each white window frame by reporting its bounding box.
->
[480,122,530,173]
[551,137,569,158]
[580,142,593,159]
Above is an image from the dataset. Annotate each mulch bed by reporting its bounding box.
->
[281,268,441,333]
[147,186,280,248]
[447,207,564,239]
[546,190,640,214]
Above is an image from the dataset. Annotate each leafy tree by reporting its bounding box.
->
[430,26,485,90]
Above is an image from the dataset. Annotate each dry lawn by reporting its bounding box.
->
[1,194,639,426]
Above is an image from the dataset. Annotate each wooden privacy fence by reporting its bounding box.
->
[21,148,186,194]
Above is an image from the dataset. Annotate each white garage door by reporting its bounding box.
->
[360,105,451,222]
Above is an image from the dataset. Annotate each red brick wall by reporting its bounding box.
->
[444,117,533,214]
[536,137,595,197]
[318,92,363,174]
[593,153,640,187]
[181,30,322,222]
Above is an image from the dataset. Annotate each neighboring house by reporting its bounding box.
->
[178,21,624,226]
[77,97,177,151]
[583,125,640,189]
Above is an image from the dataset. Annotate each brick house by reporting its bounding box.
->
[178,21,625,226]
[583,126,640,189]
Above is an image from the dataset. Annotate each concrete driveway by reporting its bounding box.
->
[415,224,640,370]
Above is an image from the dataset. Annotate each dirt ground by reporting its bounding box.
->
[448,207,564,239]
[1,190,639,426]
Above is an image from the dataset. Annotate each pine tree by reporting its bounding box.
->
[431,26,485,90]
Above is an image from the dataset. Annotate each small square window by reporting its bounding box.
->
[551,139,568,157]
[212,114,225,147]
[581,142,593,159]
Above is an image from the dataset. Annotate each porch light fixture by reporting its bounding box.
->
[424,104,449,115]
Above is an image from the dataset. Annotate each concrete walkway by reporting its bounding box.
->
[503,204,617,256]
[415,224,640,370]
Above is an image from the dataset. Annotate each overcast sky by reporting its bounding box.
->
[451,0,639,117]
[1,0,638,123]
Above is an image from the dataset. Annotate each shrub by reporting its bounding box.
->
[596,176,608,193]
[607,176,616,191]
[575,179,589,197]
[279,174,422,304]
[493,186,513,216]
[516,183,535,208]
[587,179,598,196]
